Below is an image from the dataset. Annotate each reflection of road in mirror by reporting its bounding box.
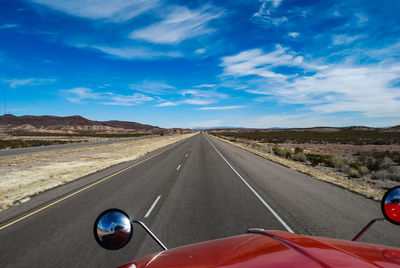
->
[95,209,132,250]
[98,211,131,233]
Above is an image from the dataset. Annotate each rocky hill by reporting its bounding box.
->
[0,114,164,134]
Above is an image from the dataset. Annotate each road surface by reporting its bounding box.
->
[0,133,399,267]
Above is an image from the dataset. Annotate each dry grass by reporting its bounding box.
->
[0,133,196,211]
[213,136,384,201]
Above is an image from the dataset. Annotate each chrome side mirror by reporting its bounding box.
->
[352,186,400,241]
[382,186,400,225]
[93,209,133,250]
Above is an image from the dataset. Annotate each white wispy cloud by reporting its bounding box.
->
[220,45,308,79]
[194,84,216,88]
[63,87,153,106]
[0,24,20,29]
[156,89,227,107]
[3,78,56,88]
[288,32,300,38]
[129,80,175,95]
[253,0,287,26]
[63,87,103,102]
[90,45,182,60]
[181,89,228,99]
[354,13,368,26]
[130,6,223,44]
[332,34,365,45]
[29,0,159,22]
[156,99,215,107]
[156,101,179,107]
[102,93,153,106]
[221,45,400,118]
[195,48,206,54]
[196,105,245,110]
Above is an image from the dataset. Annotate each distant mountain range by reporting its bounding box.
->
[206,125,400,132]
[1,114,398,134]
[0,114,181,134]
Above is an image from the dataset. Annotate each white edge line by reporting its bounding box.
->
[144,195,161,218]
[206,136,294,233]
[176,164,181,170]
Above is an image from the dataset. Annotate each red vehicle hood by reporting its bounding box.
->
[119,230,400,268]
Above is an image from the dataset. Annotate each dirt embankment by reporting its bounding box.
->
[0,133,196,211]
[213,135,393,201]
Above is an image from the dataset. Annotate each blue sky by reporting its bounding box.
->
[0,0,399,128]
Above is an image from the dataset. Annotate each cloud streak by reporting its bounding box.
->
[130,6,223,44]
[129,80,175,95]
[3,78,56,88]
[196,105,244,110]
[63,87,153,106]
[221,45,400,118]
[29,0,159,22]
[90,46,182,60]
[220,45,308,79]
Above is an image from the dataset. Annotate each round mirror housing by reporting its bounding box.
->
[382,186,400,225]
[93,209,133,250]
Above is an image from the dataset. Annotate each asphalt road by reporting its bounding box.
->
[0,133,399,267]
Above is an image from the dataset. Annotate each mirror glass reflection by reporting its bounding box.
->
[383,187,400,224]
[95,210,132,250]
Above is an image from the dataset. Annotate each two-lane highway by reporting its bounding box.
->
[0,133,399,267]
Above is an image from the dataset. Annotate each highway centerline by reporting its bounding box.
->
[0,136,193,231]
[144,196,161,218]
[206,136,294,233]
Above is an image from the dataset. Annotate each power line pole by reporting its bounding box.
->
[3,86,6,115]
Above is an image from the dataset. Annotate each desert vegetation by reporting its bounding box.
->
[212,128,400,199]
[216,129,400,145]
[7,131,151,138]
[0,139,81,150]
[270,145,400,182]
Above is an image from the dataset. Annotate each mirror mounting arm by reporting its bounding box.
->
[352,217,386,241]
[132,219,168,250]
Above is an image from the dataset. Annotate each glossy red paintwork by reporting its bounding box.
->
[118,230,400,268]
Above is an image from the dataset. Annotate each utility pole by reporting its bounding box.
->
[3,86,6,115]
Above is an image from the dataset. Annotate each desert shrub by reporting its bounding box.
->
[305,153,348,170]
[373,167,400,182]
[354,151,400,171]
[325,155,347,169]
[306,153,328,166]
[272,146,292,159]
[372,169,392,181]
[358,166,370,176]
[392,167,400,182]
[348,169,361,178]
[294,147,304,154]
[292,152,307,162]
[0,139,73,149]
